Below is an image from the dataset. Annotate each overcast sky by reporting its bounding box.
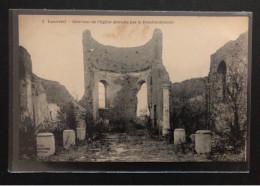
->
[19,15,248,99]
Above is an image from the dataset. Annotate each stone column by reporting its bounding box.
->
[37,133,55,158]
[174,128,186,145]
[162,84,171,136]
[76,128,86,141]
[63,129,76,149]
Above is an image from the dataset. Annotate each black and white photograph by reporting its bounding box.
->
[9,11,251,171]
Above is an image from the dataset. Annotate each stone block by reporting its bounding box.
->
[76,128,86,141]
[195,130,212,153]
[37,133,55,158]
[174,128,186,145]
[63,129,76,149]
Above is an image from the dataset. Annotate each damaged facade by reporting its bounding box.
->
[80,29,172,133]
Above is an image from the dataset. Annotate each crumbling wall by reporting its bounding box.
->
[81,29,171,129]
[82,29,162,74]
[147,63,171,131]
[19,46,86,131]
[19,46,51,131]
[208,32,248,133]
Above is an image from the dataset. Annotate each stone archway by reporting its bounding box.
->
[136,81,149,117]
[216,61,227,101]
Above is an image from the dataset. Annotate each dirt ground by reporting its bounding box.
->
[43,129,245,162]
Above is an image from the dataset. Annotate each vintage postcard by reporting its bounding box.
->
[9,10,252,172]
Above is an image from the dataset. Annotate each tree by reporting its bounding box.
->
[225,60,247,143]
[58,102,77,130]
[66,102,77,130]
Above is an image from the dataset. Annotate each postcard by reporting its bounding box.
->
[9,10,252,172]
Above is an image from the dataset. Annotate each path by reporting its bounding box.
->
[46,130,215,162]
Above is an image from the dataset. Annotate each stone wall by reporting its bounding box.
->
[82,29,162,74]
[19,46,51,131]
[19,46,85,132]
[208,32,248,133]
[148,63,172,130]
[80,29,171,130]
[170,32,248,135]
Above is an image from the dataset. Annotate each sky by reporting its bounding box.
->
[19,15,248,100]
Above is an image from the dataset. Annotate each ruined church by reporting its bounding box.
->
[19,28,248,140]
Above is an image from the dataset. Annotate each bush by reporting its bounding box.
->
[19,117,44,158]
[19,116,39,158]
[172,106,209,138]
[143,115,159,137]
[58,102,77,130]
[109,118,127,133]
[84,115,108,141]
[212,132,245,154]
[133,116,146,130]
[55,106,77,147]
[172,143,195,154]
[52,121,68,148]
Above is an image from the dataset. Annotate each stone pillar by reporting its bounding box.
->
[63,129,76,149]
[174,128,186,145]
[37,133,55,158]
[162,84,171,136]
[76,128,86,141]
[195,130,212,153]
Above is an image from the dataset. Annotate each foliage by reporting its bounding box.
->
[65,102,77,130]
[52,115,68,147]
[143,115,159,136]
[212,130,246,154]
[172,81,209,137]
[54,102,78,146]
[134,108,149,130]
[102,107,129,132]
[19,116,38,158]
[225,61,247,144]
[56,101,78,129]
[133,117,146,130]
[83,114,108,141]
[109,118,127,132]
[173,105,208,137]
[172,143,195,154]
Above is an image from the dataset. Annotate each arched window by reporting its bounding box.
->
[98,81,106,108]
[217,61,227,101]
[137,82,149,117]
